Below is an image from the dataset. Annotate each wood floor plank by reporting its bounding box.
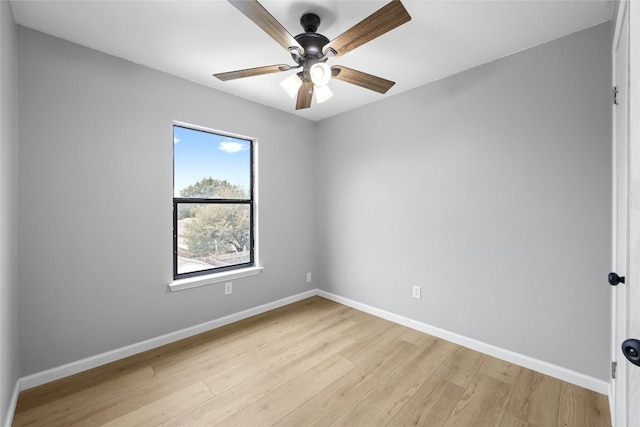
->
[338,317,407,365]
[479,356,522,385]
[443,373,512,427]
[556,381,611,427]
[150,296,340,375]
[152,297,349,377]
[12,297,612,427]
[100,381,213,427]
[209,322,355,394]
[499,413,537,427]
[14,298,330,416]
[14,347,175,415]
[157,310,357,395]
[505,368,563,426]
[153,302,355,386]
[434,345,488,388]
[273,339,419,427]
[163,331,356,426]
[12,366,156,427]
[386,374,465,427]
[28,365,212,426]
[213,354,355,426]
[153,335,271,382]
[338,309,382,337]
[398,328,433,346]
[212,295,336,341]
[202,318,356,396]
[331,337,457,426]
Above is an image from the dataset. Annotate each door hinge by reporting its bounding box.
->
[611,361,617,379]
[613,86,619,105]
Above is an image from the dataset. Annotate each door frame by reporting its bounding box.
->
[626,1,640,426]
[611,2,628,425]
[611,1,640,426]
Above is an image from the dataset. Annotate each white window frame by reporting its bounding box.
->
[169,122,261,291]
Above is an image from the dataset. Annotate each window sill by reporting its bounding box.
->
[169,266,264,292]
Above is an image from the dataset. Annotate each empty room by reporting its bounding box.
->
[1,0,639,426]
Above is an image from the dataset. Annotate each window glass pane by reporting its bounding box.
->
[174,126,251,199]
[176,203,251,275]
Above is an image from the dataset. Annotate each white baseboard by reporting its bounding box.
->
[2,380,20,427]
[18,290,317,391]
[317,290,609,395]
[9,287,608,427]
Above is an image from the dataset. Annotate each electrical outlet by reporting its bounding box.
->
[225,282,232,295]
[306,272,312,283]
[412,285,421,299]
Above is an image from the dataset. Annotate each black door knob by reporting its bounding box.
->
[608,272,625,286]
[622,339,640,366]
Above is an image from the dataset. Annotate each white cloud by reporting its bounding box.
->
[219,141,247,153]
[174,137,180,144]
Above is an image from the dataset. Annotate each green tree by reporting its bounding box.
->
[179,178,250,260]
[178,178,247,220]
[180,177,247,199]
[185,204,250,257]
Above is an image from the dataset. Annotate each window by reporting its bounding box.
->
[173,124,255,280]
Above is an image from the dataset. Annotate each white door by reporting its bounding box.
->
[611,1,629,425]
[612,2,640,426]
[625,2,640,425]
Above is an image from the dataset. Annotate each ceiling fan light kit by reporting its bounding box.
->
[309,62,331,87]
[280,73,303,98]
[314,84,334,103]
[215,0,411,110]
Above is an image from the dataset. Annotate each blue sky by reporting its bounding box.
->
[173,126,251,197]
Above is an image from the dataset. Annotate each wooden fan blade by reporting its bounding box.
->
[331,66,395,94]
[296,81,313,110]
[323,0,411,58]
[214,64,292,81]
[228,0,304,53]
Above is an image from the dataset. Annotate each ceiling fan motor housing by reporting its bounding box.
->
[292,13,330,82]
[294,13,329,59]
[300,13,320,33]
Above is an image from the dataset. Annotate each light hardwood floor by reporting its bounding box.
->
[13,296,611,426]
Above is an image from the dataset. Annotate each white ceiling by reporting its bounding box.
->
[10,0,613,121]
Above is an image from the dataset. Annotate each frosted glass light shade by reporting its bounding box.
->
[309,63,331,86]
[280,74,302,98]
[314,84,333,103]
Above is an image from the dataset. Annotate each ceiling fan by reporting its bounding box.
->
[214,0,412,110]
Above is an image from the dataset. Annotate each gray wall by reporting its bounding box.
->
[316,23,612,381]
[0,0,20,423]
[17,27,317,375]
[14,18,612,386]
